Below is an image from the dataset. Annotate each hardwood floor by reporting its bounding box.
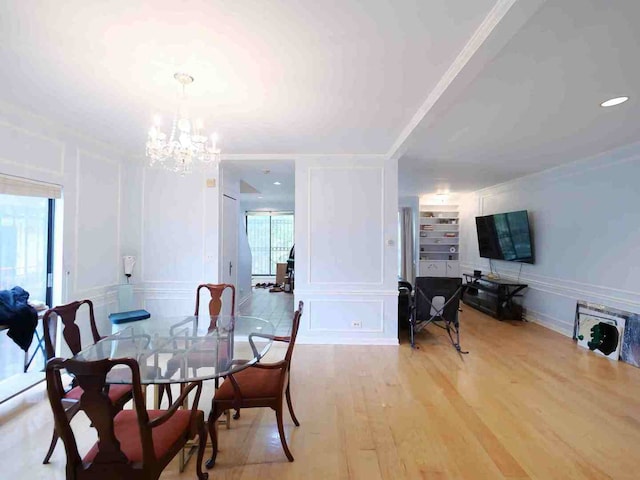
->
[2,299,640,479]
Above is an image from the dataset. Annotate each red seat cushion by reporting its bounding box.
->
[83,409,201,463]
[65,384,132,403]
[215,366,283,400]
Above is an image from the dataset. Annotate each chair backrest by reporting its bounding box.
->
[414,277,462,323]
[284,301,303,366]
[195,284,236,316]
[43,300,102,359]
[46,357,150,476]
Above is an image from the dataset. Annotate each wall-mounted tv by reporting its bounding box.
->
[475,210,534,264]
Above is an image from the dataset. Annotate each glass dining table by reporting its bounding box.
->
[74,314,275,395]
[72,314,275,470]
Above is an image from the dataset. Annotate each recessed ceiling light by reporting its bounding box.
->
[273,181,281,185]
[600,96,629,107]
[258,196,263,199]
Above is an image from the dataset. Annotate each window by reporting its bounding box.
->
[246,212,294,276]
[0,194,53,304]
[0,175,59,382]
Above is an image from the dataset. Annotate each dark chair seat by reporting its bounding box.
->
[216,367,281,400]
[84,409,203,463]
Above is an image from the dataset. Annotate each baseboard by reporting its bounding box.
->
[524,309,573,337]
[296,336,399,346]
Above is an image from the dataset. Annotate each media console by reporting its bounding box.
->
[462,274,527,321]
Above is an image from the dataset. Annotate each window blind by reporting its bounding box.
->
[0,174,62,199]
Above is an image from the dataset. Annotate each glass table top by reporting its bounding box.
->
[72,315,275,384]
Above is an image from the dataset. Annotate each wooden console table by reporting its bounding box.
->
[462,274,527,320]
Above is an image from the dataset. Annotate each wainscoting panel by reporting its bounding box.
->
[308,167,384,285]
[308,298,384,333]
[74,149,121,292]
[141,168,205,283]
[295,291,398,345]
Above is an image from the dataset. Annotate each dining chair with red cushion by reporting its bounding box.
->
[206,301,303,468]
[46,356,208,480]
[159,283,236,408]
[42,300,133,464]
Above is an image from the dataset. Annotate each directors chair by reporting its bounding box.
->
[410,277,468,354]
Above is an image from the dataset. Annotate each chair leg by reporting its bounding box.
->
[275,405,294,462]
[205,407,221,469]
[157,384,174,407]
[196,417,209,480]
[226,409,231,429]
[285,384,300,426]
[42,429,59,464]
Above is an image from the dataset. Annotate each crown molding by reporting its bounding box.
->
[386,0,521,161]
[470,140,640,197]
[0,99,132,158]
[129,152,389,164]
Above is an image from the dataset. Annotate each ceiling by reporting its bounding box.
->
[223,159,295,211]
[0,0,495,155]
[2,0,637,200]
[398,0,640,196]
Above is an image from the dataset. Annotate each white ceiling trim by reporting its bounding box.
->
[469,140,640,197]
[386,0,519,161]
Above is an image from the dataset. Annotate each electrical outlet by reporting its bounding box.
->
[351,320,362,328]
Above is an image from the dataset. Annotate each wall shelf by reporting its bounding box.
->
[418,205,460,277]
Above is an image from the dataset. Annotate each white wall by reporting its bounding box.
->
[0,97,230,337]
[0,100,127,350]
[294,156,399,344]
[122,161,222,316]
[459,144,640,335]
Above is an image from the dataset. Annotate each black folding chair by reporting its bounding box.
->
[410,277,468,354]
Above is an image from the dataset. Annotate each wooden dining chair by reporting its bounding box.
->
[206,301,303,468]
[159,284,236,407]
[195,283,236,317]
[42,300,133,464]
[46,356,208,480]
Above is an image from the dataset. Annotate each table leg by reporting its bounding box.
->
[153,384,161,409]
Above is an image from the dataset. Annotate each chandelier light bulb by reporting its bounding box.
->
[196,119,204,130]
[153,115,162,126]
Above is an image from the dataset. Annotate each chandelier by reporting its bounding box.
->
[146,73,221,175]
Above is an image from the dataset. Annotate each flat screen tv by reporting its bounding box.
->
[475,210,534,263]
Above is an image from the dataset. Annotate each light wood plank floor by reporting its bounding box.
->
[2,300,640,479]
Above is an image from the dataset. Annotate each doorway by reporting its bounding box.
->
[219,159,295,311]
